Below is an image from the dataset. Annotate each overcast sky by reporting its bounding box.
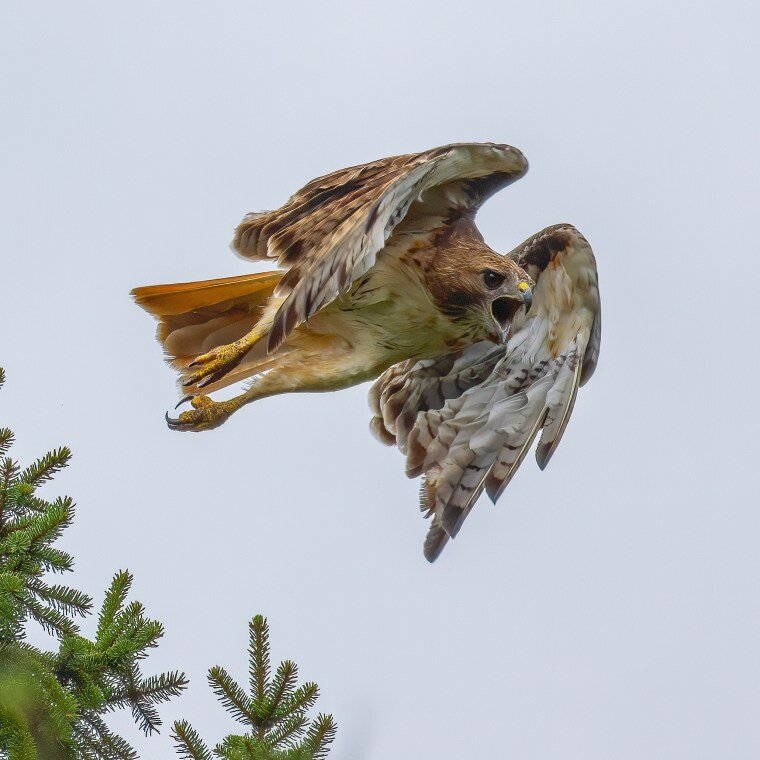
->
[2,1,759,758]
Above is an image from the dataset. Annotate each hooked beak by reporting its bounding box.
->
[521,287,533,314]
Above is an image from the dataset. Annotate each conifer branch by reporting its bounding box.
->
[172,720,214,760]
[301,714,337,760]
[266,660,299,719]
[129,697,162,736]
[24,594,80,636]
[273,682,320,722]
[0,456,19,524]
[96,570,132,643]
[172,615,337,758]
[139,671,190,704]
[19,447,72,488]
[249,614,271,707]
[0,427,14,457]
[27,579,92,618]
[267,714,309,748]
[33,545,75,574]
[208,665,255,725]
[75,713,140,760]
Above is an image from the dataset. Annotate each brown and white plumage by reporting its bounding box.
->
[132,143,601,561]
[232,142,530,351]
[369,225,600,560]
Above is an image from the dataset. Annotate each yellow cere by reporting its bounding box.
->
[518,281,531,292]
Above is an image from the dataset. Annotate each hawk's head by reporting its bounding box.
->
[427,244,533,343]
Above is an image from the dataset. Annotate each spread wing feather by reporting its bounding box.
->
[232,143,528,351]
[369,224,601,561]
[368,341,506,450]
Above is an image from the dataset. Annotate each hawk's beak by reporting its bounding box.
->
[521,287,533,314]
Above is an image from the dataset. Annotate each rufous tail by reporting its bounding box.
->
[131,270,283,393]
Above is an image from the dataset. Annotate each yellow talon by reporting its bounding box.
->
[166,395,238,432]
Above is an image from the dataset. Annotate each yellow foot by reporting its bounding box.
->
[165,395,238,432]
[183,341,251,389]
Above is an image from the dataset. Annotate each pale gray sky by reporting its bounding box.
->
[2,1,759,758]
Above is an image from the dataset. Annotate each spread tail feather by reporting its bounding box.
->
[131,271,283,393]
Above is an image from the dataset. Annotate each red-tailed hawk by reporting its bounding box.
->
[132,143,601,560]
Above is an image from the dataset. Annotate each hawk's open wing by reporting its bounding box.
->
[369,225,601,561]
[232,143,528,351]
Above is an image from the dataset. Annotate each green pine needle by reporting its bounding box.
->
[172,720,214,760]
[249,614,271,704]
[208,665,255,725]
[19,447,72,488]
[0,428,14,458]
[302,714,337,760]
[266,660,299,719]
[96,570,133,643]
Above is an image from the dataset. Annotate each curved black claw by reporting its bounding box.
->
[165,411,199,431]
[164,395,233,432]
[195,372,225,390]
[175,394,193,410]
[181,342,251,390]
[165,409,200,431]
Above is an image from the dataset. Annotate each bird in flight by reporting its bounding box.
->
[132,142,601,560]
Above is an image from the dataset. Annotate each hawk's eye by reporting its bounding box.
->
[482,269,506,290]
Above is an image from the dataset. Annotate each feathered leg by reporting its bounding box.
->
[165,333,367,432]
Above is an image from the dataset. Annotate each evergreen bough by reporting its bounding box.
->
[0,367,188,759]
[172,615,337,760]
